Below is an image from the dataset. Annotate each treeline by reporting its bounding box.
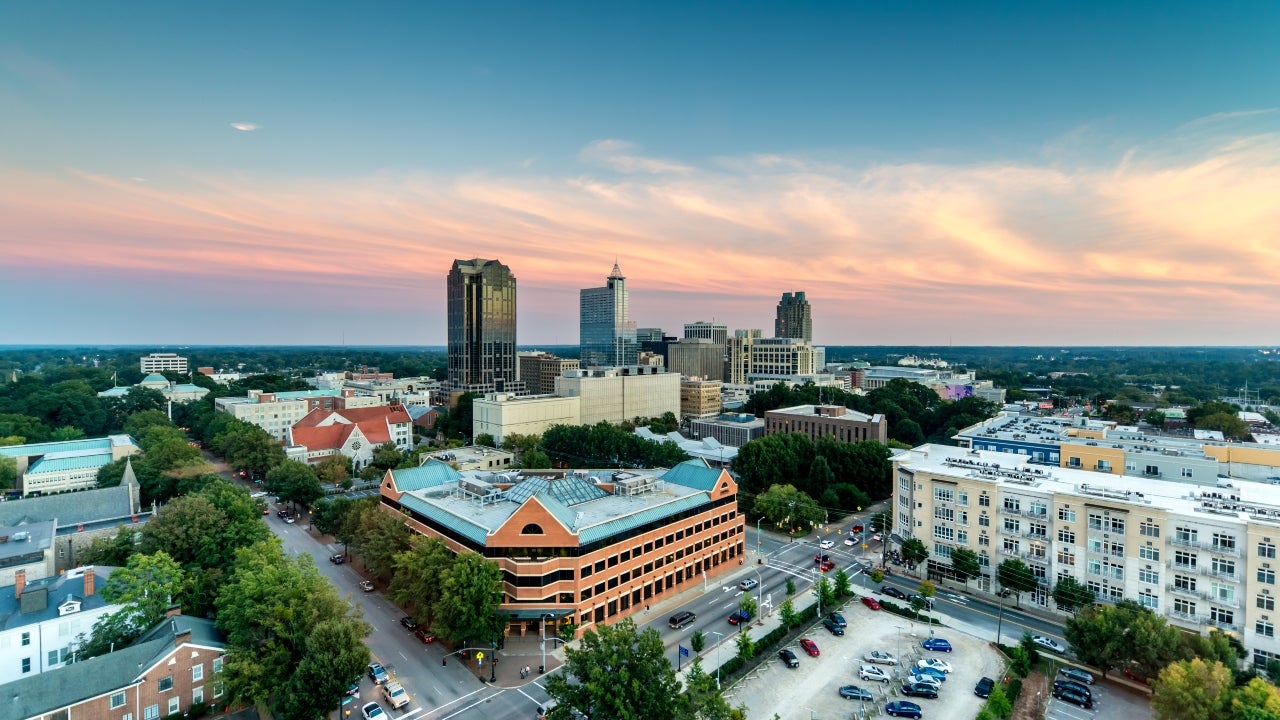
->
[733,434,891,511]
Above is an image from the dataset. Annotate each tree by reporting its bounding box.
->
[277,618,372,720]
[432,552,505,647]
[0,456,16,491]
[265,459,324,510]
[900,538,929,568]
[370,442,405,471]
[682,658,733,720]
[1197,412,1250,440]
[778,599,799,629]
[950,547,981,587]
[869,568,884,584]
[474,433,496,448]
[737,594,758,627]
[351,502,411,579]
[832,568,852,598]
[544,618,683,720]
[1233,677,1280,719]
[387,536,456,627]
[995,558,1037,606]
[1064,600,1185,680]
[785,578,796,595]
[123,409,174,438]
[521,448,552,469]
[76,552,187,660]
[1052,576,1096,612]
[314,454,352,489]
[1007,645,1031,678]
[816,576,835,610]
[1152,659,1234,720]
[1144,409,1167,428]
[1018,631,1042,667]
[752,484,823,533]
[735,628,755,660]
[690,629,706,655]
[78,524,140,567]
[986,686,1013,719]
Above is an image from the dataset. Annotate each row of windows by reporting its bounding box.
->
[579,529,739,601]
[576,544,743,625]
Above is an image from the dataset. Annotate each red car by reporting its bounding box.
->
[851,524,864,533]
[799,638,820,657]
[414,628,436,644]
[821,560,836,572]
[862,596,882,611]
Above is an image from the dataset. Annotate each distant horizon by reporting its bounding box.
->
[2,343,1275,352]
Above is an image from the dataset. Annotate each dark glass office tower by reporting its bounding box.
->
[775,291,812,342]
[579,262,638,368]
[447,258,524,393]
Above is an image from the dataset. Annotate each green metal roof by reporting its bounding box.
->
[27,452,113,474]
[0,438,112,458]
[578,492,710,544]
[398,494,490,544]
[392,460,462,492]
[506,476,608,506]
[529,492,580,533]
[660,459,722,491]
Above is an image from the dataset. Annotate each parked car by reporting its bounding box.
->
[381,681,411,710]
[885,701,923,718]
[399,616,418,630]
[822,618,845,635]
[367,663,388,685]
[918,658,953,673]
[922,637,952,652]
[859,664,892,683]
[799,638,820,656]
[414,628,437,644]
[728,609,752,625]
[912,665,946,682]
[902,682,939,699]
[778,649,800,668]
[828,611,847,627]
[329,554,345,564]
[359,580,375,592]
[1053,679,1092,700]
[974,677,994,698]
[861,596,882,611]
[1032,634,1067,654]
[345,682,360,697]
[844,535,857,546]
[864,650,897,666]
[1053,685,1093,709]
[1058,667,1095,685]
[839,685,873,701]
[881,586,908,600]
[739,578,758,591]
[820,539,835,549]
[361,702,385,720]
[906,672,941,689]
[284,515,297,524]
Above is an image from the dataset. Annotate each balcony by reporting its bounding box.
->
[1168,610,1207,625]
[1170,537,1214,551]
[1021,530,1050,541]
[1209,544,1242,558]
[1207,618,1240,632]
[1171,561,1206,575]
[1021,509,1050,520]
[1166,584,1211,602]
[1206,567,1240,583]
[998,505,1023,516]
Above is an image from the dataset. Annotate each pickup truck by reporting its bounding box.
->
[381,681,411,709]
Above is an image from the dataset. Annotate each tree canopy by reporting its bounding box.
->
[544,618,685,720]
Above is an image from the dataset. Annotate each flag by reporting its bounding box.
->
[679,646,690,658]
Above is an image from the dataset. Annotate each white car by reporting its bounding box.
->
[844,536,856,546]
[819,539,835,549]
[917,658,953,673]
[859,664,892,683]
[1032,634,1067,654]
[864,650,898,666]
[907,671,942,688]
[361,702,385,720]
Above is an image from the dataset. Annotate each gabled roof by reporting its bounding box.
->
[0,615,225,719]
[291,423,359,452]
[389,460,461,492]
[660,459,723,491]
[0,567,117,631]
[528,492,580,532]
[0,485,136,529]
[397,494,489,544]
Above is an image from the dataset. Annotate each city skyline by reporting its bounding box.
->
[2,2,1278,346]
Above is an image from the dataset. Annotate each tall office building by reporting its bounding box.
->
[683,321,728,346]
[579,263,638,368]
[775,292,812,342]
[446,259,524,394]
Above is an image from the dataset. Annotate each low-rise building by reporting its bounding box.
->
[690,412,767,447]
[420,446,516,472]
[555,366,680,426]
[0,611,226,720]
[764,404,887,444]
[0,567,120,685]
[99,374,209,404]
[0,522,57,588]
[214,389,380,443]
[634,429,737,467]
[472,393,582,445]
[287,405,414,468]
[1,436,141,497]
[380,458,745,638]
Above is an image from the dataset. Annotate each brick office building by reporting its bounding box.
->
[380,458,746,637]
[764,404,888,444]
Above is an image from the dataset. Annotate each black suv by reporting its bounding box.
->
[881,586,908,600]
[1053,685,1092,709]
[901,682,939,699]
[778,649,800,668]
[399,616,418,630]
[974,677,994,698]
[1053,679,1091,700]
[822,618,845,636]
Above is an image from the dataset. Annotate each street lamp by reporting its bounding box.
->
[757,517,764,559]
[752,567,764,618]
[709,631,724,689]
[815,568,822,618]
[539,613,556,675]
[894,625,904,679]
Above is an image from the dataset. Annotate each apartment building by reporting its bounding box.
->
[680,378,722,420]
[764,404,888,444]
[214,389,380,442]
[894,444,1280,666]
[380,458,745,638]
[139,353,188,374]
[518,352,580,396]
[0,567,120,685]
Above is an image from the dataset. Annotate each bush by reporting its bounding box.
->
[879,599,939,624]
[1006,677,1023,703]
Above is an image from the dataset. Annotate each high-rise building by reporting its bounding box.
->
[725,329,763,384]
[518,352,579,396]
[683,321,728,346]
[775,292,812,342]
[579,263,638,368]
[446,259,524,395]
[667,338,725,381]
[636,327,665,343]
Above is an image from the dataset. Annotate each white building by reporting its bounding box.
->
[555,366,681,426]
[745,338,821,382]
[99,374,209,404]
[139,353,187,374]
[0,567,120,685]
[472,393,582,445]
[1,436,141,497]
[214,389,380,443]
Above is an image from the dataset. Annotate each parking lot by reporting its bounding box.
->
[1041,668,1153,720]
[725,599,1003,720]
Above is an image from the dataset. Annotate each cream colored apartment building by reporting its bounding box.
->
[554,367,680,426]
[895,444,1280,667]
[680,378,722,420]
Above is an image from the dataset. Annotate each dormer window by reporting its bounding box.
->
[58,595,82,615]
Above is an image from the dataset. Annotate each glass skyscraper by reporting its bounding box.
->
[447,258,523,393]
[579,262,638,368]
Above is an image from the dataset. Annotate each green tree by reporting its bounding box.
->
[785,578,796,595]
[474,433,496,448]
[735,628,755,660]
[123,409,174,438]
[277,618,372,720]
[0,456,16,491]
[816,576,835,610]
[986,686,1013,719]
[1152,658,1234,720]
[1064,600,1185,680]
[77,524,140,567]
[752,484,823,533]
[1198,412,1250,439]
[869,511,892,533]
[900,537,929,567]
[76,552,186,660]
[1052,576,1096,612]
[265,459,324,510]
[869,568,884,584]
[1144,409,1167,427]
[832,568,852,598]
[313,454,352,489]
[1018,631,1042,666]
[682,658,733,720]
[995,558,1037,606]
[50,425,86,441]
[778,599,799,629]
[737,594,758,626]
[432,552,505,646]
[521,448,553,469]
[1233,677,1280,719]
[690,629,706,654]
[387,536,456,627]
[1007,645,1031,678]
[950,547,981,588]
[544,618,683,720]
[351,502,411,579]
[370,442,405,470]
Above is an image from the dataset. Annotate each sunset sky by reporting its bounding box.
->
[2,1,1278,346]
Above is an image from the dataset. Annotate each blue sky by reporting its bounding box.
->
[2,1,1278,345]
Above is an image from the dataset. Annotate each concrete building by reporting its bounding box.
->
[690,412,767,447]
[680,378,722,420]
[342,375,440,406]
[725,329,763,384]
[555,367,681,426]
[634,429,737,468]
[195,367,243,384]
[893,444,1280,667]
[683,321,728,346]
[139,353,187,374]
[0,567,121,685]
[579,262,638,368]
[99,373,209,404]
[667,339,725,382]
[1,436,141,497]
[214,389,380,443]
[379,458,745,638]
[764,404,888,444]
[472,393,582,445]
[0,612,226,720]
[746,338,819,382]
[447,258,525,395]
[774,291,812,342]
[287,404,414,467]
[418,446,516,472]
[518,352,580,396]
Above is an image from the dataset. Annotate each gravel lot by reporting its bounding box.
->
[726,600,1004,720]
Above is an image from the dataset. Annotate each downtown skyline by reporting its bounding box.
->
[2,2,1278,347]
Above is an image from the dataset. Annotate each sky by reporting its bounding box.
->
[2,1,1278,347]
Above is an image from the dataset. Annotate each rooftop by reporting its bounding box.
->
[0,566,117,631]
[0,484,138,529]
[0,520,55,563]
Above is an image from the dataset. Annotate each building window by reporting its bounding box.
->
[214,682,225,698]
[1212,558,1236,578]
[1260,542,1277,559]
[933,543,953,558]
[1140,522,1160,537]
[1175,550,1198,569]
[144,705,160,720]
[158,675,173,692]
[1096,460,1111,471]
[168,697,180,715]
[21,632,29,646]
[1258,620,1275,638]
[1173,598,1197,616]
[193,686,204,705]
[1003,538,1019,554]
[1139,545,1160,561]
[1068,456,1082,468]
[193,664,203,682]
[1058,508,1076,523]
[1138,568,1159,584]
[1175,575,1197,592]
[1028,501,1047,518]
[111,691,127,709]
[1088,513,1104,531]
[979,494,990,507]
[979,514,990,527]
[934,506,955,522]
[48,650,59,666]
[1175,527,1197,544]
[1109,517,1125,534]
[1003,497,1021,513]
[1138,591,1159,610]
[21,657,30,673]
[1182,468,1194,478]
[978,534,990,547]
[1003,518,1019,533]
[1259,568,1276,585]
[213,656,223,674]
[934,487,954,503]
[1028,522,1047,538]
[1057,549,1075,566]
[957,530,968,544]
[1058,529,1076,544]
[1213,533,1236,552]
[933,525,954,541]
[1259,594,1275,611]
[959,511,969,526]
[957,491,969,506]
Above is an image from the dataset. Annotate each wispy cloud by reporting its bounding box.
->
[1,115,1277,344]
[230,122,259,132]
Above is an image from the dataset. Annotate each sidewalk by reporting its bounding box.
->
[457,634,565,689]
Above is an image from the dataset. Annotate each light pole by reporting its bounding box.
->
[995,591,1006,645]
[752,567,764,618]
[540,613,555,675]
[709,630,724,689]
[815,568,822,618]
[757,517,764,558]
